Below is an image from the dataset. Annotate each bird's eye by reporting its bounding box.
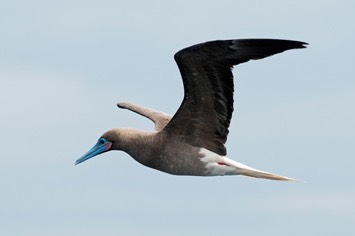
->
[98,138,106,145]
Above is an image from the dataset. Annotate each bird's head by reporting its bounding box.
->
[75,129,120,165]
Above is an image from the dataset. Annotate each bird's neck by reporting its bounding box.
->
[115,128,160,162]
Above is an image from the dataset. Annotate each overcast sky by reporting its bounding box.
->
[1,0,354,235]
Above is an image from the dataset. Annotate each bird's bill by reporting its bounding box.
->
[75,142,112,165]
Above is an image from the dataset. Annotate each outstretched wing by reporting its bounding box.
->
[162,39,307,155]
[117,102,172,131]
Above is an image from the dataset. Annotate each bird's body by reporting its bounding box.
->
[76,38,307,180]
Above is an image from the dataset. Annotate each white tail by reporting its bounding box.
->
[223,157,295,181]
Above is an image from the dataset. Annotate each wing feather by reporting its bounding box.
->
[162,39,307,155]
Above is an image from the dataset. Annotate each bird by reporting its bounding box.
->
[75,38,307,180]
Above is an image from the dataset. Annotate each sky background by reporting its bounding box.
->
[1,0,354,235]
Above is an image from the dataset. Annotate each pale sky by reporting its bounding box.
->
[1,0,354,235]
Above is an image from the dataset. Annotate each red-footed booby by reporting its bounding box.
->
[75,39,307,180]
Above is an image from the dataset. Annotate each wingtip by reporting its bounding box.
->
[299,41,309,48]
[278,39,309,49]
[117,102,127,109]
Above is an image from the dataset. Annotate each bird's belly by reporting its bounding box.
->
[140,147,239,176]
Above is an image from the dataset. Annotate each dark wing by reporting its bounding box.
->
[162,39,307,155]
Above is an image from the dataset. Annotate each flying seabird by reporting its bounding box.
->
[75,39,307,180]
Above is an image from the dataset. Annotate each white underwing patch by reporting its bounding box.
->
[199,148,239,176]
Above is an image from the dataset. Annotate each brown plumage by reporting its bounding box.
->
[76,38,307,180]
[164,39,306,156]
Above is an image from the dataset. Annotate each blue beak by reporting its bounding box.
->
[75,141,112,165]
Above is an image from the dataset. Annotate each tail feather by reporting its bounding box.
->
[223,157,295,181]
[238,168,295,181]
